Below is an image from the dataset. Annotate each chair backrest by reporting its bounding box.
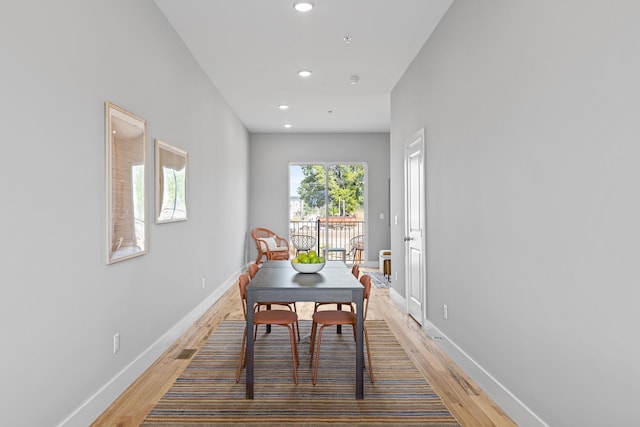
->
[248,263,259,279]
[251,227,290,264]
[350,235,364,249]
[251,228,288,250]
[351,264,360,278]
[291,235,316,251]
[251,227,276,241]
[252,228,272,252]
[238,273,250,319]
[360,274,371,320]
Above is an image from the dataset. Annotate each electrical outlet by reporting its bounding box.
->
[443,304,448,320]
[395,271,398,281]
[202,278,205,289]
[113,333,120,354]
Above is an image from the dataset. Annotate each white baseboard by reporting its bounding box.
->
[422,319,549,427]
[388,286,406,309]
[57,271,239,427]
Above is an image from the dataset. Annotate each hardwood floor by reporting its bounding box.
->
[92,269,516,426]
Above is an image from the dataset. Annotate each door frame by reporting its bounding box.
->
[404,128,426,324]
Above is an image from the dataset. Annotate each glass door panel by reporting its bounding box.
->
[289,163,365,262]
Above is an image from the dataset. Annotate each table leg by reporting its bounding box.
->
[354,289,364,399]
[265,303,271,333]
[246,293,255,399]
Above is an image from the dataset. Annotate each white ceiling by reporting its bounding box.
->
[154,0,453,133]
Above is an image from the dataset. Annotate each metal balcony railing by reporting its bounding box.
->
[289,219,365,261]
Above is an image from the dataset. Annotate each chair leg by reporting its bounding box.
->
[292,303,301,341]
[287,325,299,384]
[364,326,374,383]
[312,325,326,385]
[291,325,299,365]
[309,321,317,366]
[236,327,247,383]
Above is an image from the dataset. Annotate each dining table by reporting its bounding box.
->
[245,260,365,399]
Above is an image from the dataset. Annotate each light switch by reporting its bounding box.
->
[379,213,384,220]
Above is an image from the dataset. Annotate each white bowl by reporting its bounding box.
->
[291,261,325,273]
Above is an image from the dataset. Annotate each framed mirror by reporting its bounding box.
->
[105,101,148,264]
[155,139,188,223]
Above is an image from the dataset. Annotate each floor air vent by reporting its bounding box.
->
[176,349,197,360]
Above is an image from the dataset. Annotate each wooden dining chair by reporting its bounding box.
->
[236,273,299,384]
[312,263,361,314]
[247,263,300,341]
[309,274,374,385]
[248,263,260,279]
[351,264,360,278]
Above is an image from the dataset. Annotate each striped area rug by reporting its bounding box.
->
[370,271,391,288]
[142,320,460,426]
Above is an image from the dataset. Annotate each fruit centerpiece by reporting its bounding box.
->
[291,250,326,273]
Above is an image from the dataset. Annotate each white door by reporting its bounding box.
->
[404,129,425,324]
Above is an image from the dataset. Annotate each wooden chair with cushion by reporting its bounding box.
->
[309,274,374,385]
[251,228,290,265]
[236,273,299,384]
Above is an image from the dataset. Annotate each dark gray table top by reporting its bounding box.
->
[249,261,361,297]
[260,260,347,268]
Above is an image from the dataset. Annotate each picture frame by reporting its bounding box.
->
[105,101,148,264]
[155,139,188,223]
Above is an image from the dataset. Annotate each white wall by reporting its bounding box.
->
[391,1,640,425]
[249,133,390,264]
[0,1,249,426]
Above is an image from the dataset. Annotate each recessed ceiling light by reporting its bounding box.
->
[284,124,292,128]
[293,2,314,12]
[297,69,312,78]
[278,104,289,110]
